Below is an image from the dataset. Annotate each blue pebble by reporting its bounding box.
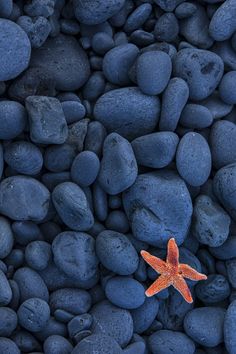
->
[154,13,179,42]
[17,15,51,48]
[154,0,185,11]
[54,309,74,323]
[0,216,13,259]
[0,338,20,354]
[66,118,89,150]
[103,44,139,85]
[176,132,212,186]
[44,335,73,354]
[0,19,31,81]
[105,276,145,309]
[175,2,197,19]
[36,317,67,342]
[0,0,13,18]
[18,298,50,332]
[5,249,24,269]
[124,3,152,33]
[195,274,230,303]
[219,71,236,104]
[96,230,139,275]
[93,182,108,222]
[60,19,80,35]
[68,313,93,338]
[83,72,106,102]
[0,176,50,222]
[184,307,225,347]
[136,51,172,95]
[25,241,51,271]
[213,163,236,221]
[148,330,195,354]
[226,258,236,288]
[123,341,146,354]
[91,300,133,347]
[213,40,236,71]
[98,133,138,195]
[52,182,94,231]
[72,334,123,354]
[92,32,114,55]
[224,300,236,353]
[132,132,179,168]
[94,87,160,140]
[8,280,20,310]
[71,151,100,187]
[61,101,86,124]
[110,0,134,27]
[105,210,129,233]
[42,172,71,191]
[131,297,159,334]
[52,231,98,282]
[209,0,236,41]
[24,0,55,17]
[26,96,68,145]
[4,141,43,175]
[12,221,42,246]
[159,78,189,131]
[209,235,236,260]
[0,100,26,139]
[50,288,91,315]
[180,104,213,129]
[13,267,49,302]
[0,307,17,337]
[44,144,76,173]
[108,195,122,209]
[173,48,224,100]
[0,270,12,306]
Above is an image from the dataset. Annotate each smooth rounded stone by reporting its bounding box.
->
[210,120,236,169]
[83,72,106,102]
[71,151,100,187]
[209,0,236,41]
[0,338,20,354]
[61,101,86,124]
[148,330,195,354]
[0,19,31,81]
[12,221,42,246]
[212,40,236,72]
[66,118,90,151]
[44,335,73,354]
[90,300,133,347]
[123,342,146,354]
[98,133,138,195]
[224,300,236,353]
[0,270,12,306]
[175,2,197,19]
[52,182,94,231]
[0,307,17,337]
[123,171,193,248]
[0,216,13,259]
[25,241,51,271]
[96,230,139,275]
[226,258,236,287]
[191,195,231,247]
[26,96,68,145]
[13,267,49,302]
[209,235,236,260]
[124,3,152,33]
[24,0,55,17]
[213,163,236,221]
[44,144,76,173]
[180,104,213,129]
[35,316,67,342]
[176,133,211,187]
[4,141,43,176]
[93,182,108,222]
[0,176,50,222]
[131,132,179,168]
[154,13,179,42]
[0,0,13,17]
[60,18,80,35]
[154,0,185,11]
[50,288,91,315]
[159,77,189,131]
[0,144,3,180]
[52,231,98,282]
[68,314,93,337]
[74,0,125,25]
[105,210,129,233]
[131,297,159,334]
[72,334,123,354]
[180,4,213,49]
[195,274,230,303]
[136,51,172,95]
[30,34,90,91]
[54,309,74,323]
[105,276,145,309]
[0,100,26,139]
[184,307,225,347]
[94,87,160,140]
[84,121,107,157]
[92,32,114,55]
[219,71,236,104]
[18,298,50,332]
[173,48,224,100]
[130,30,155,47]
[103,44,139,85]
[201,92,233,120]
[17,15,51,48]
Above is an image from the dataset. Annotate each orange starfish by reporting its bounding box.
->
[141,238,207,303]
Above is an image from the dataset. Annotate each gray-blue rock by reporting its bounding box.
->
[72,334,123,354]
[209,0,236,41]
[148,330,195,354]
[224,300,236,354]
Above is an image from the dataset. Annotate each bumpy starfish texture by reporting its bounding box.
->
[141,238,207,303]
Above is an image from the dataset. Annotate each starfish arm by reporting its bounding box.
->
[179,264,207,281]
[167,237,179,268]
[145,275,172,297]
[140,250,167,273]
[173,276,193,303]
